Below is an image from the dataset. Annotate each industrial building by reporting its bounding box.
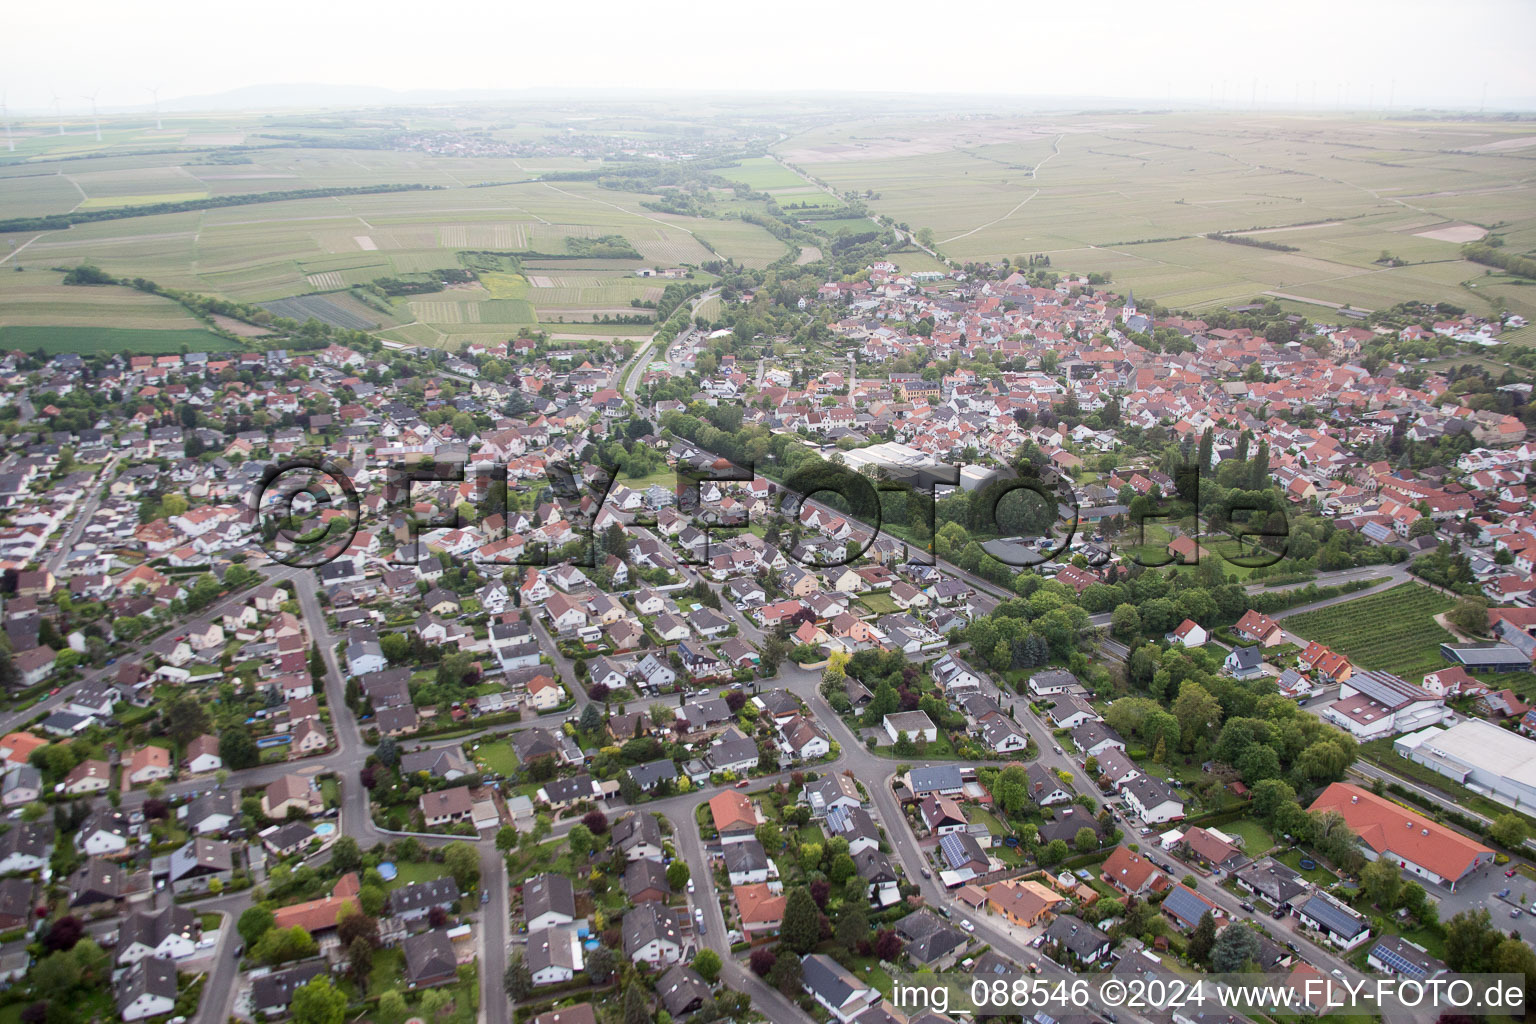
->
[1394,719,1536,809]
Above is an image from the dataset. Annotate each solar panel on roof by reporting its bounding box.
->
[1372,943,1427,977]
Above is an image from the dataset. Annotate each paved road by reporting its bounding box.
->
[46,453,121,575]
[618,290,718,402]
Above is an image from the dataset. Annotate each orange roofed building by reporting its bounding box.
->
[272,873,359,935]
[1308,783,1493,890]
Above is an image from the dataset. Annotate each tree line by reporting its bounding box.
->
[0,183,441,234]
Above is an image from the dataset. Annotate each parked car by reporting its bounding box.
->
[1508,868,1520,878]
[960,919,975,933]
[1239,902,1255,913]
[687,879,695,893]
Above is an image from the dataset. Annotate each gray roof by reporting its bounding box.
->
[629,759,678,788]
[525,927,579,975]
[1162,884,1219,929]
[1043,914,1111,958]
[1297,893,1368,939]
[622,901,681,957]
[403,929,457,984]
[168,838,232,881]
[623,858,671,899]
[524,872,575,924]
[390,877,459,915]
[116,954,177,1012]
[723,839,768,874]
[907,765,963,793]
[656,965,711,1016]
[1348,669,1426,708]
[612,811,663,854]
[1228,646,1263,670]
[251,961,327,1012]
[400,747,471,778]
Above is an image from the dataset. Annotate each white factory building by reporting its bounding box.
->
[1394,719,1536,809]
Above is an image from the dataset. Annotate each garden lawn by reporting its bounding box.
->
[385,859,451,890]
[1275,847,1339,886]
[1221,818,1277,857]
[858,592,900,615]
[471,741,520,777]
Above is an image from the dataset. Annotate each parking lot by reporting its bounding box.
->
[1437,859,1536,940]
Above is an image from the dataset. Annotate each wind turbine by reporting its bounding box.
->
[50,91,64,135]
[147,86,161,130]
[82,90,101,142]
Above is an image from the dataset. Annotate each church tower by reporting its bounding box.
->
[1121,288,1137,322]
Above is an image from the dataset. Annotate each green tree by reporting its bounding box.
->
[1444,908,1502,972]
[503,953,533,1000]
[495,825,519,852]
[358,884,387,918]
[781,886,820,954]
[1210,923,1262,972]
[692,948,722,983]
[291,975,347,1024]
[165,696,211,747]
[667,860,691,891]
[1171,681,1222,751]
[237,905,275,948]
[254,925,317,966]
[443,841,480,889]
[769,953,803,997]
[835,905,868,949]
[622,981,652,1024]
[1110,604,1141,641]
[1074,826,1099,854]
[1187,911,1218,967]
[585,945,617,984]
[1360,857,1403,910]
[346,937,373,984]
[330,835,361,874]
[568,824,594,860]
[378,991,408,1023]
[1491,813,1528,848]
[220,727,260,771]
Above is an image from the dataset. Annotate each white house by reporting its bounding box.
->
[1167,619,1208,647]
[1122,775,1185,824]
[883,711,937,744]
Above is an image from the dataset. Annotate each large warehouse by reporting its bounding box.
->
[1394,719,1536,809]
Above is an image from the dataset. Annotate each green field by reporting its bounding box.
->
[0,325,240,354]
[718,157,811,191]
[778,112,1536,322]
[1282,583,1456,680]
[3,107,1532,348]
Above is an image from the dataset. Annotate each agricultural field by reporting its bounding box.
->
[3,107,1531,346]
[0,325,239,354]
[717,156,809,191]
[1282,583,1457,680]
[779,112,1536,321]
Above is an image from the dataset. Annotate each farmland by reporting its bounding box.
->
[778,111,1536,324]
[0,325,240,355]
[1282,583,1457,679]
[1,104,1532,348]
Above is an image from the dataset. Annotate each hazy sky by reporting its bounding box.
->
[9,0,1536,113]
